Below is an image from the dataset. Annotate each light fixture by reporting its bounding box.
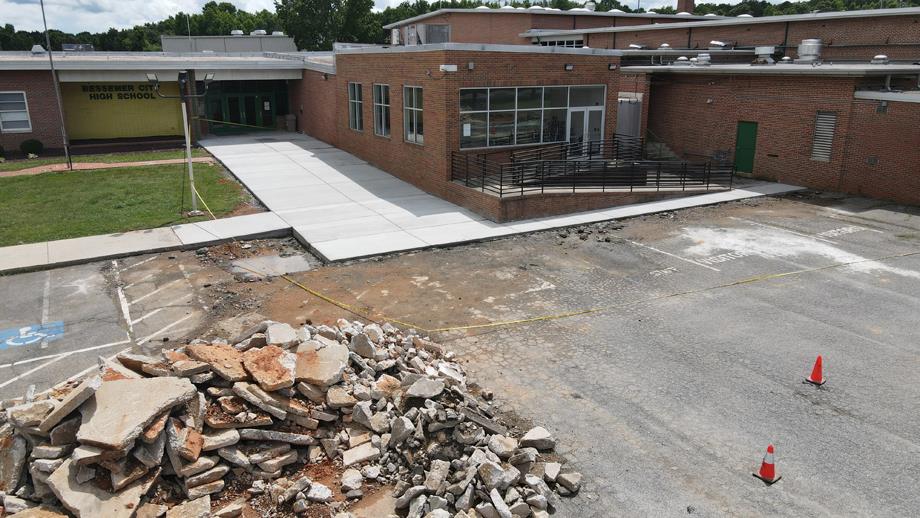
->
[564,63,574,71]
[203,73,215,83]
[145,73,159,84]
[608,63,618,70]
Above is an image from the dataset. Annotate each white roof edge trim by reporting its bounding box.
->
[519,6,920,38]
[382,7,720,29]
[623,63,920,76]
[334,42,624,56]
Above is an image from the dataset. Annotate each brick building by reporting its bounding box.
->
[2,6,919,219]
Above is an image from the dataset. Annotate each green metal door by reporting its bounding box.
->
[735,121,758,173]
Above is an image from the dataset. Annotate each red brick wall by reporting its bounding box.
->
[330,49,624,206]
[0,70,65,155]
[290,69,338,146]
[647,73,920,205]
[648,74,859,190]
[840,99,920,205]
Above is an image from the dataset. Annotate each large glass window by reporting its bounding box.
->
[458,85,602,149]
[404,86,423,144]
[347,82,363,131]
[0,92,31,132]
[373,84,390,137]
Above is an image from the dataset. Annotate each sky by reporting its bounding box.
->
[5,0,727,33]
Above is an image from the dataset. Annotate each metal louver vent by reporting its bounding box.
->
[811,111,837,162]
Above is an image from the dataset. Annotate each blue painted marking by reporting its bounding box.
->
[0,322,64,350]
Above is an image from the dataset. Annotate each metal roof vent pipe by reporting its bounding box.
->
[674,56,691,66]
[870,54,889,65]
[250,29,267,36]
[779,56,793,65]
[695,53,711,66]
[708,40,727,50]
[230,29,244,36]
[659,43,671,49]
[795,39,822,63]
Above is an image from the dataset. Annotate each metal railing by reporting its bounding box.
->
[450,153,734,198]
[508,134,644,163]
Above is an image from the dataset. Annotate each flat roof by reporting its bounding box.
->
[623,63,920,76]
[0,50,333,72]
[383,7,718,30]
[334,42,623,57]
[520,6,920,38]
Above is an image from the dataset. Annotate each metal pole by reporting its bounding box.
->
[40,0,71,170]
[180,100,199,214]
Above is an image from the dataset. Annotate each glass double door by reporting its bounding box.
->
[567,107,604,154]
[210,94,275,131]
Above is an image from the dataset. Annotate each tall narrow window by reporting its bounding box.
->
[373,84,390,137]
[811,111,836,162]
[0,92,31,132]
[348,82,363,131]
[404,86,423,144]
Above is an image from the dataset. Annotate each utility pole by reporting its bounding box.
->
[39,0,72,170]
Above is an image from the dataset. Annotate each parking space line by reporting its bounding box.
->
[0,355,70,390]
[137,314,195,345]
[627,240,721,272]
[178,264,209,310]
[130,279,182,305]
[40,271,51,349]
[729,216,838,244]
[112,260,134,335]
[118,255,158,272]
[123,272,155,289]
[0,337,132,370]
[130,293,193,326]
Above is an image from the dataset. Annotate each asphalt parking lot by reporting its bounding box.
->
[1,191,918,516]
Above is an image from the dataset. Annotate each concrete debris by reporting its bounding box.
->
[0,317,580,517]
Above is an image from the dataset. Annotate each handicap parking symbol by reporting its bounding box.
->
[0,322,64,350]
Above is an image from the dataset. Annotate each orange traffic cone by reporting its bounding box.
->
[753,444,781,484]
[805,355,826,386]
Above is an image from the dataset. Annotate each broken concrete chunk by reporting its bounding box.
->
[478,461,521,491]
[341,468,363,492]
[424,459,451,492]
[406,377,445,399]
[557,471,582,494]
[327,385,357,409]
[185,464,229,488]
[232,382,287,420]
[38,376,102,433]
[186,479,224,499]
[111,459,150,491]
[238,428,315,445]
[350,333,377,359]
[242,345,296,391]
[0,428,28,492]
[202,428,240,451]
[178,455,218,478]
[49,416,81,446]
[520,427,555,450]
[186,344,249,381]
[342,442,380,467]
[46,459,159,518]
[141,411,170,444]
[8,400,56,428]
[294,339,349,387]
[394,485,427,509]
[166,495,210,518]
[307,482,333,502]
[77,377,197,451]
[257,449,298,472]
[177,428,204,461]
[487,435,519,460]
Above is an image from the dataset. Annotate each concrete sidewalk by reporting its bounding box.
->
[0,212,288,274]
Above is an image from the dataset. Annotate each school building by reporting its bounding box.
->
[1,5,919,221]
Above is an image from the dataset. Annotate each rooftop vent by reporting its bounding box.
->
[628,43,647,49]
[250,29,267,36]
[779,56,793,64]
[796,39,822,63]
[695,53,711,66]
[528,5,544,9]
[737,14,753,17]
[870,54,889,64]
[30,44,46,54]
[753,46,776,65]
[609,8,624,12]
[475,5,490,9]
[585,2,597,11]
[230,29,244,36]
[271,31,285,36]
[708,40,727,50]
[658,43,671,49]
[677,11,691,15]
[674,56,691,66]
[704,13,718,16]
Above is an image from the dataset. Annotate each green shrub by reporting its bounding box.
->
[20,139,44,156]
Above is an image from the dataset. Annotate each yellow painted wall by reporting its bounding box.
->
[63,82,183,140]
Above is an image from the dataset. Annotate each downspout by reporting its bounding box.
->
[687,27,692,49]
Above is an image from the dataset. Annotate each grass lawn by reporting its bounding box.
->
[0,148,210,173]
[0,163,248,246]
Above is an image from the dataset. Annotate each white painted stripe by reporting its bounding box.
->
[112,260,134,335]
[117,255,158,272]
[137,314,195,345]
[40,271,52,349]
[130,293,192,325]
[0,354,70,389]
[123,272,155,289]
[730,217,838,244]
[129,279,182,305]
[178,264,209,310]
[0,337,132,370]
[627,240,721,272]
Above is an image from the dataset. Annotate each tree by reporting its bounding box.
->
[276,0,342,50]
[339,0,378,43]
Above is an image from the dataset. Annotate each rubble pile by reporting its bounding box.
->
[0,318,582,517]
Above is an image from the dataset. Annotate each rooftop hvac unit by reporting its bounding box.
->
[250,29,267,36]
[30,44,46,54]
[796,39,822,63]
[870,54,889,64]
[271,31,285,36]
[674,56,691,66]
[230,29,244,36]
[753,46,775,65]
[708,40,727,50]
[628,43,647,49]
[585,1,596,11]
[695,53,711,66]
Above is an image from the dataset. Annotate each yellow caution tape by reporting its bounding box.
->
[195,117,275,131]
[191,185,920,336]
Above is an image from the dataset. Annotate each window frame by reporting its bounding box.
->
[403,85,424,145]
[347,82,363,132]
[425,24,451,44]
[372,84,391,138]
[0,91,32,133]
[458,84,606,150]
